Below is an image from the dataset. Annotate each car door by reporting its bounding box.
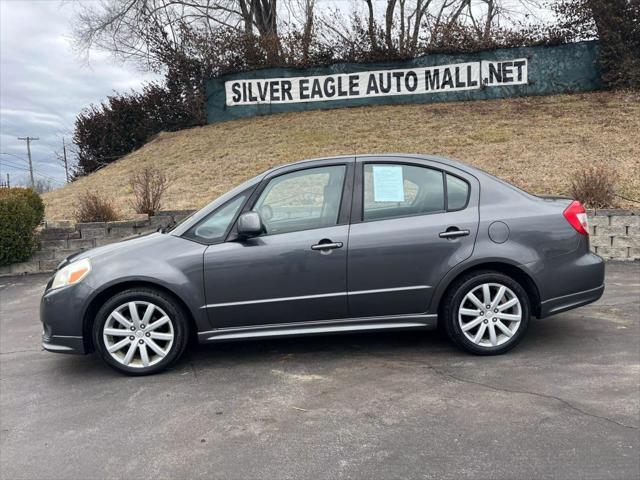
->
[201,159,354,328]
[347,156,479,318]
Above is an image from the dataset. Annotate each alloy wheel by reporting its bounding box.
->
[103,301,174,368]
[457,282,522,348]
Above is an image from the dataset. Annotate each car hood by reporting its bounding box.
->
[58,232,168,268]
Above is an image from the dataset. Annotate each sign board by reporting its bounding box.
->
[225,59,528,106]
[206,41,601,123]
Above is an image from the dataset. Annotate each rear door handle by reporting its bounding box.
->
[311,241,343,251]
[439,229,470,239]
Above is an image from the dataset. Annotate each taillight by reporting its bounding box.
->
[563,200,589,235]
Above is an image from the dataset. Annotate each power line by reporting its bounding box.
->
[1,151,66,184]
[3,159,62,182]
[2,151,68,181]
[0,160,65,185]
[0,152,28,163]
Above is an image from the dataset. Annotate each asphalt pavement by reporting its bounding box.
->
[1,263,639,480]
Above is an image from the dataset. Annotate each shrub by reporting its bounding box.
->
[129,167,170,216]
[570,164,618,209]
[73,82,201,176]
[74,191,119,223]
[0,188,45,266]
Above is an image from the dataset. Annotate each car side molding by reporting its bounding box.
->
[198,313,438,342]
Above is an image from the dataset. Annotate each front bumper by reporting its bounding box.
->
[41,280,93,355]
[42,334,86,354]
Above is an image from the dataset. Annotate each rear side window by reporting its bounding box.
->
[446,174,470,210]
[363,164,444,221]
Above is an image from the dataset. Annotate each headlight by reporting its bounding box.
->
[51,258,91,290]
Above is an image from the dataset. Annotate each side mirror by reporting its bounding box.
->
[237,211,264,238]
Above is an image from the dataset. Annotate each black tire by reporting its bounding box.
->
[93,288,189,375]
[442,270,530,355]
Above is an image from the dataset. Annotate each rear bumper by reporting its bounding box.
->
[539,284,605,318]
[531,249,605,319]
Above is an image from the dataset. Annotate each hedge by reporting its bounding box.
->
[0,188,45,266]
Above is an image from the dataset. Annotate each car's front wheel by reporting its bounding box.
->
[93,288,189,375]
[443,271,530,355]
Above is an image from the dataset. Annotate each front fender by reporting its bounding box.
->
[82,234,209,331]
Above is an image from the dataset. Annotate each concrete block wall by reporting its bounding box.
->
[1,210,195,276]
[1,208,637,277]
[588,209,639,261]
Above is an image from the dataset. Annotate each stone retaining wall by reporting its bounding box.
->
[1,208,637,276]
[588,209,639,261]
[1,210,195,276]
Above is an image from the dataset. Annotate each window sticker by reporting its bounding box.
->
[372,165,405,202]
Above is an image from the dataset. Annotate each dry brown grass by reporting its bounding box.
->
[43,91,640,220]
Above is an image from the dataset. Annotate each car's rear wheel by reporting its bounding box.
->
[93,288,189,375]
[443,271,530,355]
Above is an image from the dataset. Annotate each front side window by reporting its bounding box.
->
[363,163,444,221]
[254,165,346,235]
[186,194,247,242]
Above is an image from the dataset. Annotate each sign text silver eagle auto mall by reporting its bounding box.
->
[206,41,602,122]
[225,59,528,106]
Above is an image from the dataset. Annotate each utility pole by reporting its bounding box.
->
[62,138,69,183]
[17,136,38,188]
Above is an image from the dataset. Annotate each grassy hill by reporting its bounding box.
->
[43,91,640,220]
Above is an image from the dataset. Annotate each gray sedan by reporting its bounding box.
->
[41,154,605,375]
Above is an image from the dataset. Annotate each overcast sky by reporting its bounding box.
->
[0,0,552,189]
[0,0,158,188]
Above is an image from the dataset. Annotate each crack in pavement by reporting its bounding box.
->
[434,367,638,431]
[346,345,639,432]
[0,348,43,355]
[391,356,639,431]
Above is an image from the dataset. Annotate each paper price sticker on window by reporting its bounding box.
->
[372,165,405,202]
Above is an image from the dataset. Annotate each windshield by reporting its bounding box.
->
[169,175,263,237]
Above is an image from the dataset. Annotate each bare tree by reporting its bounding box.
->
[17,178,55,194]
[374,0,543,54]
[74,0,547,70]
[381,0,470,54]
[129,166,170,216]
[363,0,377,50]
[74,0,283,68]
[466,0,545,41]
[300,0,315,61]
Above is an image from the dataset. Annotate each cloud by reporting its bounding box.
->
[0,0,159,187]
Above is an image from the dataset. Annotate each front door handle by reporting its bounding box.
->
[439,228,470,239]
[311,241,343,251]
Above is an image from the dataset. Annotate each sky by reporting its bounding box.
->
[0,0,552,189]
[0,0,158,188]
